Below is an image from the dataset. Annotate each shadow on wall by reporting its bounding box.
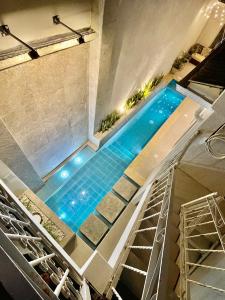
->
[0,0,90,15]
[0,0,91,50]
[94,0,210,131]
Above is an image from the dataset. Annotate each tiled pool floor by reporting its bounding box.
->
[40,81,185,233]
[46,141,136,232]
[37,147,95,201]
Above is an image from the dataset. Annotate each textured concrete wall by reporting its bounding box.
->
[0,44,89,177]
[0,121,43,191]
[93,0,210,131]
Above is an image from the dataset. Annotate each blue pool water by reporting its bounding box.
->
[45,82,184,233]
[37,147,95,201]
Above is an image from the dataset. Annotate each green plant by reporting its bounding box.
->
[142,74,164,98]
[99,111,121,132]
[125,89,144,109]
[151,74,164,88]
[98,73,164,131]
[188,43,202,55]
[143,81,154,97]
[126,74,164,110]
[172,51,190,70]
[172,57,183,70]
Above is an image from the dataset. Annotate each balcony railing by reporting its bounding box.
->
[0,179,91,300]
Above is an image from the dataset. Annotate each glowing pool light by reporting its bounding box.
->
[81,190,86,196]
[60,170,69,178]
[59,212,66,219]
[74,156,82,164]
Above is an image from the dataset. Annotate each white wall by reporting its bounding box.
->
[198,17,222,47]
[181,90,225,194]
[92,0,210,131]
[197,2,225,47]
[0,0,91,51]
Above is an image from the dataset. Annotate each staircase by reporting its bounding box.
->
[109,166,181,300]
[108,166,225,300]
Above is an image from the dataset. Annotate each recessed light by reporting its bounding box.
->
[74,156,82,164]
[59,212,66,219]
[60,170,69,178]
[81,190,86,196]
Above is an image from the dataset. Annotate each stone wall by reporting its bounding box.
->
[0,121,43,190]
[93,0,210,131]
[0,44,89,177]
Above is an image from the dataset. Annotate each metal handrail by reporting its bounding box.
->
[180,194,225,299]
[107,166,175,300]
[0,179,90,300]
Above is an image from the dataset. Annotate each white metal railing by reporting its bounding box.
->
[0,179,90,300]
[141,167,175,300]
[180,193,225,299]
[110,166,175,300]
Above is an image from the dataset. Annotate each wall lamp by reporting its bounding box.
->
[0,25,39,59]
[52,15,85,44]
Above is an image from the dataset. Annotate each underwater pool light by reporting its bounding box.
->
[74,156,82,164]
[81,190,86,196]
[59,212,66,219]
[60,170,69,178]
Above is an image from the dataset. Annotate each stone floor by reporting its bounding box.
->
[96,192,125,223]
[113,176,138,202]
[80,214,109,246]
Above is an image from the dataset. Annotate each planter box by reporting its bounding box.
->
[93,80,169,149]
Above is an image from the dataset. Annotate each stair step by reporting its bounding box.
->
[125,250,147,272]
[113,281,138,300]
[119,267,145,299]
[133,233,154,247]
[129,246,151,266]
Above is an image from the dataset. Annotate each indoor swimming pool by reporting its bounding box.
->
[41,81,185,233]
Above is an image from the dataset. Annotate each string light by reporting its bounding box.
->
[201,1,225,26]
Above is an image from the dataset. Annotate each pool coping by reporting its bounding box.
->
[125,96,202,186]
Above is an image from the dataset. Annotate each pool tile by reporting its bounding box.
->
[44,83,184,233]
